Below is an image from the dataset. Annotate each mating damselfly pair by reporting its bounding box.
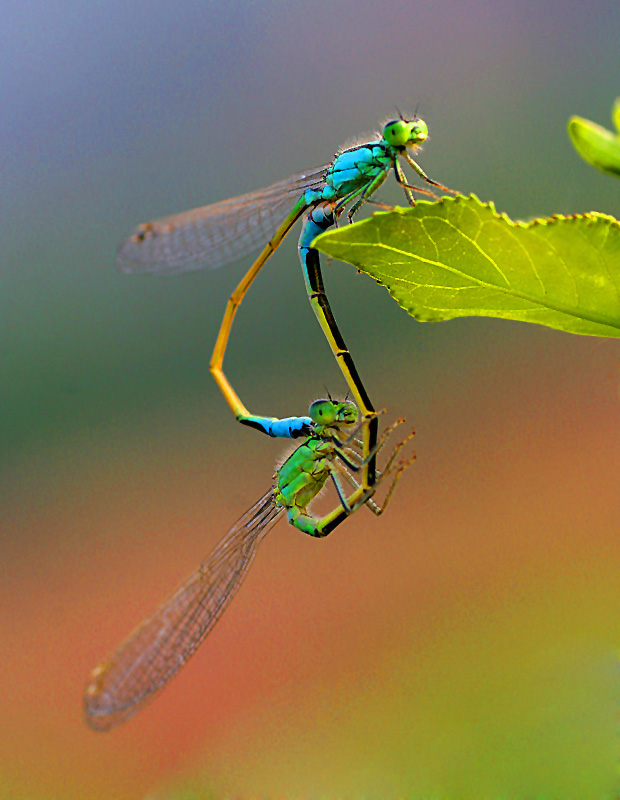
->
[84,114,454,730]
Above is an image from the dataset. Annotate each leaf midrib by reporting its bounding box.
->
[350,241,620,332]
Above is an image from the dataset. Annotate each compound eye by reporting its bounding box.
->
[383,119,409,147]
[309,400,337,425]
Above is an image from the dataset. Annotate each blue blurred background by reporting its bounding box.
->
[2,1,620,798]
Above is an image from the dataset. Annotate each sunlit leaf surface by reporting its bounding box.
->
[314,195,620,338]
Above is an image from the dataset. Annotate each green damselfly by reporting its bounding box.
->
[84,400,414,731]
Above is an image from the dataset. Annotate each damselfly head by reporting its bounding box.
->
[309,399,358,428]
[382,117,428,149]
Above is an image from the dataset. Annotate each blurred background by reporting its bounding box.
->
[2,1,620,797]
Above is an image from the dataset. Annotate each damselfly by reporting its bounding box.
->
[84,400,414,731]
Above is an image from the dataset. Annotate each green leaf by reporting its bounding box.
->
[568,113,620,178]
[313,195,620,338]
[613,96,620,134]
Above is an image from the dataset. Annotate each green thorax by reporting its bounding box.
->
[275,434,333,496]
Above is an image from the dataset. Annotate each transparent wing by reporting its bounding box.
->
[117,166,328,275]
[84,490,283,732]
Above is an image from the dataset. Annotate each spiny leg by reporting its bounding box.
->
[332,426,416,516]
[327,416,408,471]
[393,159,439,204]
[336,410,398,450]
[363,198,398,212]
[333,453,415,518]
[332,466,384,515]
[365,430,416,516]
[345,170,389,223]
[316,407,385,456]
[402,152,458,195]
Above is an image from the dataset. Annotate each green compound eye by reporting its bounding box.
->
[309,399,337,425]
[383,119,410,147]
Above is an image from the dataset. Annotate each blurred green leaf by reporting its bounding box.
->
[613,96,620,134]
[313,195,620,338]
[568,100,620,178]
